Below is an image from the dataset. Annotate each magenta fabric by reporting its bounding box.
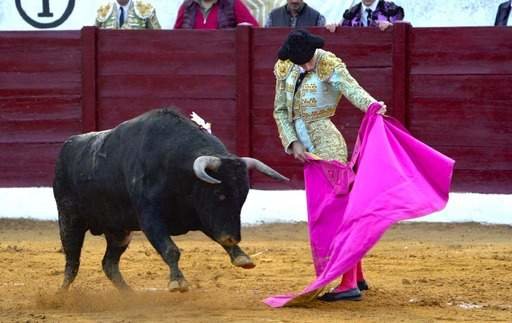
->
[263,103,455,307]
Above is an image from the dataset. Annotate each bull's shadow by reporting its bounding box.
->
[53,108,288,292]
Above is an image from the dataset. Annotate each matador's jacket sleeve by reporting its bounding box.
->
[273,59,298,153]
[318,51,376,112]
[134,1,161,29]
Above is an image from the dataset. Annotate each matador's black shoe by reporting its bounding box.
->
[357,280,369,291]
[318,287,362,302]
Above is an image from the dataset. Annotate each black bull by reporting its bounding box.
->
[53,109,288,291]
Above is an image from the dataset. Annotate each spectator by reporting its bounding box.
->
[495,0,511,26]
[265,0,326,28]
[239,0,281,26]
[95,0,161,29]
[326,0,404,32]
[174,0,259,29]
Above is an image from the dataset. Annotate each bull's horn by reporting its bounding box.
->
[193,156,222,184]
[241,157,289,181]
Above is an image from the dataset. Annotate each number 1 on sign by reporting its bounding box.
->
[38,0,53,17]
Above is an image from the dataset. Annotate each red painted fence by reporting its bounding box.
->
[0,25,510,193]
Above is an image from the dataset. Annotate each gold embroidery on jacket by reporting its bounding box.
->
[302,83,317,92]
[274,60,294,80]
[317,52,343,81]
[294,108,336,121]
[306,119,348,162]
[134,1,154,18]
[309,108,336,118]
[333,65,375,111]
[301,98,317,107]
[97,3,113,22]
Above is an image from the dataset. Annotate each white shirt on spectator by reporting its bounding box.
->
[509,3,512,26]
[361,1,379,27]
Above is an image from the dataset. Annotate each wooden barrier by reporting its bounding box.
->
[0,31,82,186]
[0,26,510,193]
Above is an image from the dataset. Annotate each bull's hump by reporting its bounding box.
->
[74,129,110,141]
[83,129,111,137]
[66,130,112,152]
[71,129,109,140]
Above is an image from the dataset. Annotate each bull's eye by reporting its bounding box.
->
[219,194,226,201]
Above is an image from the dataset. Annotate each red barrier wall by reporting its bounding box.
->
[407,27,512,193]
[0,31,82,186]
[0,25,510,193]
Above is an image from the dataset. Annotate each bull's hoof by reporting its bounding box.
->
[56,287,68,295]
[118,285,134,293]
[169,279,189,292]
[232,255,256,269]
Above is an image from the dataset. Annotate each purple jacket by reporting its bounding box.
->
[341,0,404,27]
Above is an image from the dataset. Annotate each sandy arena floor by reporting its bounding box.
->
[0,219,511,322]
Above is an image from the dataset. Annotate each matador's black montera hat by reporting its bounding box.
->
[278,29,325,65]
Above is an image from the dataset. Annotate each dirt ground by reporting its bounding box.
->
[0,219,511,323]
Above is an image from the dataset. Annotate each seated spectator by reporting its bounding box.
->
[174,0,259,29]
[265,0,326,28]
[95,0,161,29]
[495,0,511,26]
[326,0,404,32]
[239,0,281,26]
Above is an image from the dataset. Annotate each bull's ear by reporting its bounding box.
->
[241,157,289,182]
[193,156,222,184]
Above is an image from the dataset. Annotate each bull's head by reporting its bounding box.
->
[192,156,288,246]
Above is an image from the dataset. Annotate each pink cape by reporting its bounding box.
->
[263,103,455,307]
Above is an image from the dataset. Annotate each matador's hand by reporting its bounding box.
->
[377,101,387,115]
[291,141,307,163]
